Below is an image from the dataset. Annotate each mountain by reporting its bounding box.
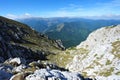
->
[17,17,80,32]
[0,16,65,63]
[17,18,52,32]
[66,25,120,79]
[1,16,119,80]
[45,22,90,48]
[17,17,120,48]
[0,16,92,80]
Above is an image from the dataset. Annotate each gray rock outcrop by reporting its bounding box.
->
[66,25,120,80]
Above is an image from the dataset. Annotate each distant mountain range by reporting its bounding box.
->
[17,17,120,48]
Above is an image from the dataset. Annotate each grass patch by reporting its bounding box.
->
[67,47,77,50]
[82,72,88,77]
[111,41,120,58]
[99,67,114,77]
[47,48,89,67]
[94,54,97,57]
[47,52,73,67]
[106,60,111,65]
[115,71,120,75]
[105,25,115,29]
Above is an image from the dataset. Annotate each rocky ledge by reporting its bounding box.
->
[0,57,92,80]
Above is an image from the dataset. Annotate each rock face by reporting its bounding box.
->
[0,16,64,63]
[25,69,85,80]
[66,25,120,79]
[0,57,91,80]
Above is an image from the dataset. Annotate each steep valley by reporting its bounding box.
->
[0,16,120,80]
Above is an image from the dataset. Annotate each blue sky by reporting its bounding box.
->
[0,0,120,19]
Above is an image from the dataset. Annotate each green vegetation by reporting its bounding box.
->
[99,67,114,77]
[22,34,60,53]
[0,16,32,31]
[105,26,115,29]
[94,54,97,57]
[93,60,102,66]
[82,72,88,77]
[19,17,120,48]
[111,41,120,58]
[106,60,111,65]
[47,48,89,67]
[45,22,90,48]
[96,54,104,60]
[47,52,73,67]
[0,16,63,57]
[85,65,94,69]
[67,46,77,50]
[115,71,120,75]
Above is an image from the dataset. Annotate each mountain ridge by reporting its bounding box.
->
[17,17,120,48]
[66,25,120,80]
[0,16,64,62]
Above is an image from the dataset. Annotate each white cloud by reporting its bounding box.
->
[95,0,120,11]
[6,13,32,19]
[60,4,83,11]
[24,13,31,16]
[46,9,120,19]
[100,0,120,7]
[47,10,80,17]
[49,0,120,19]
[47,4,85,17]
[5,0,120,20]
[6,14,18,19]
[82,14,120,20]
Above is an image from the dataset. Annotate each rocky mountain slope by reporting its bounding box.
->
[1,16,119,80]
[66,25,120,80]
[0,16,65,63]
[0,16,92,80]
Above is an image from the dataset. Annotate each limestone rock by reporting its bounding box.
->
[66,25,120,79]
[25,69,86,80]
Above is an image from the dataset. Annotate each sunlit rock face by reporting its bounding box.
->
[25,69,87,80]
[66,25,120,80]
